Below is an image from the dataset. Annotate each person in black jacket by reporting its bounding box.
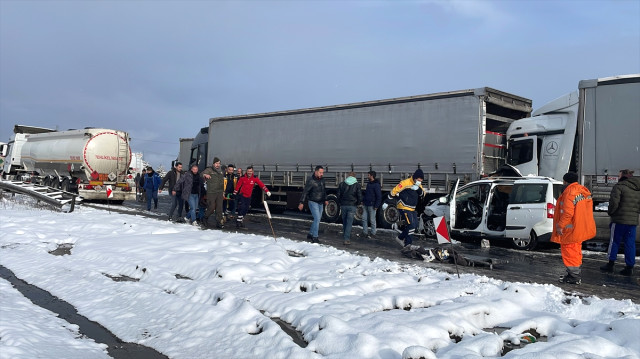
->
[137,168,147,202]
[601,169,640,276]
[298,166,328,243]
[337,171,362,245]
[360,170,382,238]
[173,164,204,226]
[160,162,184,221]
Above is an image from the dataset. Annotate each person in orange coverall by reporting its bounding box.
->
[551,172,596,285]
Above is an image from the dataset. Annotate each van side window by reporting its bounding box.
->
[510,183,548,204]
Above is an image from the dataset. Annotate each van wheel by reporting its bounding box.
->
[422,214,436,238]
[322,194,340,222]
[512,230,538,251]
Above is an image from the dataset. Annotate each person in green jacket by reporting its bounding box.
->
[202,157,225,229]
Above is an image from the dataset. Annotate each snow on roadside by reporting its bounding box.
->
[1,199,639,359]
[0,278,110,359]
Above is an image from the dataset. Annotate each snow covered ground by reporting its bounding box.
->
[1,198,639,359]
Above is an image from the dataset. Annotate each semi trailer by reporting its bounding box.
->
[506,74,640,202]
[2,125,136,201]
[201,87,532,227]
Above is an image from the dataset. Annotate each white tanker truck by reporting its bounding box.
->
[2,125,136,202]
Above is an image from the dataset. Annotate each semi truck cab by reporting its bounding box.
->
[506,91,579,180]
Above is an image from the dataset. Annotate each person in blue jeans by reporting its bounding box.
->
[298,166,327,243]
[143,167,162,211]
[337,171,362,245]
[173,164,204,225]
[361,170,382,238]
[386,169,425,248]
[601,169,640,276]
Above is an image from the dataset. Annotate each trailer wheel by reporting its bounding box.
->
[512,230,538,251]
[353,205,364,225]
[322,194,341,222]
[43,176,52,187]
[377,204,400,229]
[60,178,70,192]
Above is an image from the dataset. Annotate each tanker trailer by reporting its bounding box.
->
[2,125,135,202]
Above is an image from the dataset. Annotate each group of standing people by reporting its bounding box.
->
[152,158,270,229]
[142,159,638,283]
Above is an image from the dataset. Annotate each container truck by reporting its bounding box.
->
[2,125,136,201]
[174,137,194,168]
[506,74,640,202]
[189,127,209,171]
[203,87,532,227]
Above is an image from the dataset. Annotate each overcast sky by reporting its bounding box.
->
[1,0,638,168]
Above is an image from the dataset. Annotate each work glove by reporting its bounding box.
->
[411,185,419,190]
[382,203,388,210]
[266,191,271,197]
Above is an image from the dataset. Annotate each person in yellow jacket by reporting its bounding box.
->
[223,164,238,220]
[385,169,425,248]
[551,172,596,285]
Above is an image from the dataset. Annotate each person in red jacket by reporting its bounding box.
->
[233,166,271,229]
[551,172,597,285]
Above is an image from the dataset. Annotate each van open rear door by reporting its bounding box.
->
[449,179,459,229]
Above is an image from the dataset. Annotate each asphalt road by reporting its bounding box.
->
[91,193,639,302]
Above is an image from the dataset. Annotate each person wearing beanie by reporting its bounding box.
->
[552,171,596,284]
[601,169,640,276]
[202,157,225,229]
[385,169,425,248]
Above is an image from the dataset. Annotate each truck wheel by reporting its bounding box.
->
[322,194,341,222]
[512,230,538,251]
[422,214,437,238]
[43,176,52,187]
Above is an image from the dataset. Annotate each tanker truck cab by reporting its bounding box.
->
[0,142,7,174]
[448,176,562,250]
[506,91,579,180]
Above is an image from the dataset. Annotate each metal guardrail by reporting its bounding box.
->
[0,180,81,212]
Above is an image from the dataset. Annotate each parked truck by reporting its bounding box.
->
[202,87,532,227]
[174,137,194,168]
[506,74,640,202]
[2,125,136,201]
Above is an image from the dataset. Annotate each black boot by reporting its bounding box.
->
[600,261,615,273]
[620,266,633,276]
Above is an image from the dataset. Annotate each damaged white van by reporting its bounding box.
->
[445,176,563,250]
